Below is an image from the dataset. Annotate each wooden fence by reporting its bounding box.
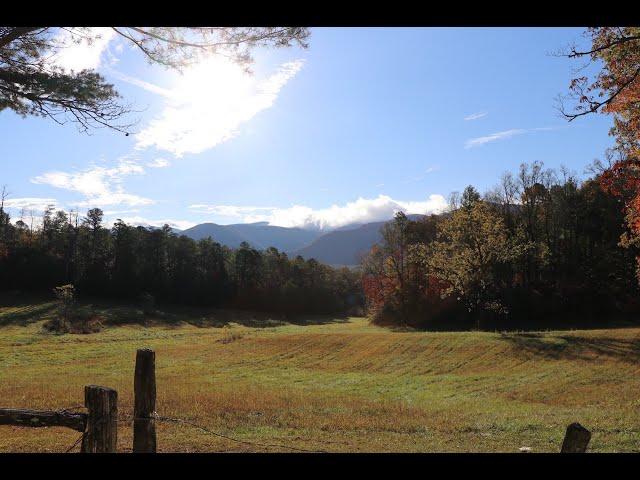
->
[0,348,592,453]
[0,349,154,453]
[0,385,118,453]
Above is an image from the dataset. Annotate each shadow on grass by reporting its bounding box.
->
[0,290,353,330]
[0,297,57,327]
[153,309,351,329]
[76,298,351,329]
[498,332,640,363]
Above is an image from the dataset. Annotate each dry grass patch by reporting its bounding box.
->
[1,300,640,452]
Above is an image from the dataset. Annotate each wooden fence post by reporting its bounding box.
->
[133,348,157,453]
[560,422,591,453]
[81,385,118,453]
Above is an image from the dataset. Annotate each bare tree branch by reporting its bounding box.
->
[561,65,640,121]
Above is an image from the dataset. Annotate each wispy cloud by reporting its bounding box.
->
[103,209,140,216]
[31,158,153,208]
[4,197,59,213]
[51,27,116,72]
[72,193,153,208]
[188,205,277,217]
[130,57,305,157]
[465,129,526,148]
[147,158,170,168]
[403,166,439,184]
[464,111,488,121]
[465,126,561,149]
[189,194,448,230]
[108,69,174,97]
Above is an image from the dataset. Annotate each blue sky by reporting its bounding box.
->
[1,27,614,230]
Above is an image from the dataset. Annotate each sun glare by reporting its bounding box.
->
[134,56,304,157]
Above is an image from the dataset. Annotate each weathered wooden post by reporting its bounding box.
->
[81,385,118,453]
[133,348,157,453]
[560,422,591,453]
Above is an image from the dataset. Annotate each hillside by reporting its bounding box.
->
[224,222,320,252]
[178,215,430,264]
[1,299,639,452]
[180,222,321,252]
[293,214,426,265]
[178,219,381,263]
[179,222,248,247]
[293,221,386,265]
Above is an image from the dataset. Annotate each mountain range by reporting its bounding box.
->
[180,222,319,251]
[178,215,425,266]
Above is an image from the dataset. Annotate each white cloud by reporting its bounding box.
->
[464,111,488,121]
[72,193,153,208]
[103,209,140,216]
[464,126,560,149]
[189,194,448,230]
[51,27,116,72]
[3,197,59,212]
[132,57,305,157]
[147,158,170,168]
[106,216,196,231]
[108,69,174,97]
[189,204,276,217]
[465,129,527,149]
[31,159,153,208]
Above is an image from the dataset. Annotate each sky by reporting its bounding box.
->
[0,27,616,231]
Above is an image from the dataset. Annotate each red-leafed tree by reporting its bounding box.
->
[560,27,640,280]
[360,212,441,326]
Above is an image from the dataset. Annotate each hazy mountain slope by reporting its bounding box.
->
[180,223,249,247]
[293,221,386,265]
[180,222,321,252]
[293,214,427,265]
[226,222,321,252]
[181,215,428,263]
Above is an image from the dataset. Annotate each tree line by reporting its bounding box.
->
[0,207,362,316]
[361,161,640,330]
[1,160,637,330]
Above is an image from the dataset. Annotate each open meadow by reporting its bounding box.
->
[1,297,639,453]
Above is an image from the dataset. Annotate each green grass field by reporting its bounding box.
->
[1,297,639,452]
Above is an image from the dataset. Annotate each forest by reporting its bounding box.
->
[0,159,638,331]
[361,160,640,330]
[0,206,362,317]
[2,27,640,331]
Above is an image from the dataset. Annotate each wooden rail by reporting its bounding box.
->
[0,384,117,453]
[0,408,87,432]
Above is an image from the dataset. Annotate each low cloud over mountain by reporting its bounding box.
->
[189,194,447,230]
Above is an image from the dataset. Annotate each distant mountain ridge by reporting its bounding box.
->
[292,221,386,266]
[179,214,427,266]
[291,214,425,266]
[180,222,321,252]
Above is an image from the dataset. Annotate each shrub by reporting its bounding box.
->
[140,292,156,316]
[50,284,76,332]
[44,284,103,334]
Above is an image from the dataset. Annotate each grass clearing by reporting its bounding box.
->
[1,298,639,452]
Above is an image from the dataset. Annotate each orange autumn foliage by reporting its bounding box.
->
[568,28,640,279]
